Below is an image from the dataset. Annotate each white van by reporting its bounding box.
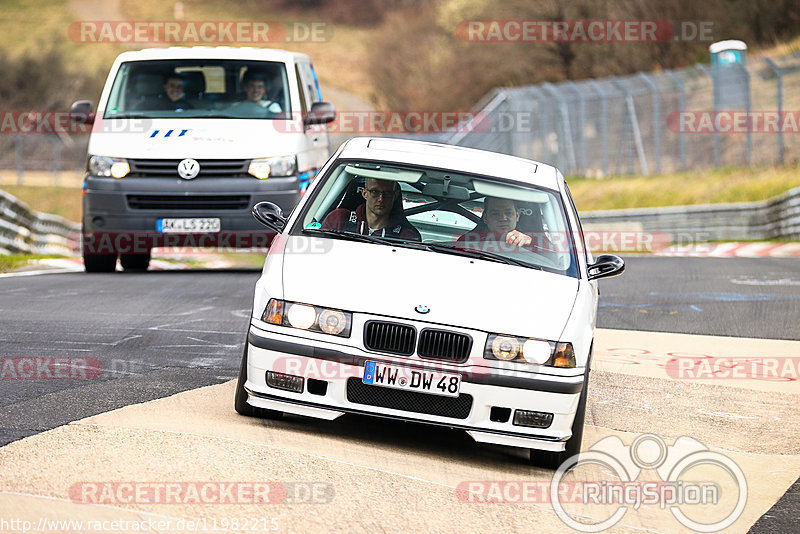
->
[72,46,335,272]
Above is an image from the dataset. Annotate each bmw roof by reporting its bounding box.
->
[335,137,561,190]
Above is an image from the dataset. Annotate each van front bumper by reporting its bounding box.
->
[244,325,585,452]
[82,175,302,251]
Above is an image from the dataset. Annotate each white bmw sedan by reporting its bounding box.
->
[235,137,624,468]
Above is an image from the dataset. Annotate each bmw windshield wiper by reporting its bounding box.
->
[423,243,538,269]
[303,228,430,251]
[302,228,377,244]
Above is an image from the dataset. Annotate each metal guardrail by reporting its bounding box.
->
[1,183,797,259]
[0,190,80,255]
[581,187,800,242]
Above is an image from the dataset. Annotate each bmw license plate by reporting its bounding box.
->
[157,218,221,233]
[362,361,461,398]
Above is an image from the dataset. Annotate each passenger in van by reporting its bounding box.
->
[138,74,194,111]
[227,72,282,117]
[456,196,552,252]
[321,177,421,241]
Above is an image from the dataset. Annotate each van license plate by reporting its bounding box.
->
[362,361,461,398]
[157,218,221,233]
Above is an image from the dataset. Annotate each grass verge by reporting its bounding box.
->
[567,166,800,212]
[1,186,82,222]
[3,165,799,222]
[0,254,65,273]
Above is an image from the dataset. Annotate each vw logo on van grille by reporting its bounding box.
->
[177,158,200,180]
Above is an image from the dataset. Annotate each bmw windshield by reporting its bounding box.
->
[293,160,579,277]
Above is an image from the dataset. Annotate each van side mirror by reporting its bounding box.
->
[587,254,625,281]
[304,101,336,127]
[71,101,95,125]
[252,202,286,232]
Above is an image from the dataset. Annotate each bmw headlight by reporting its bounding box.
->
[88,156,130,178]
[484,334,575,368]
[261,299,351,337]
[248,155,297,179]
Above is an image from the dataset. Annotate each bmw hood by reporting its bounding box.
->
[280,237,579,340]
[88,118,302,159]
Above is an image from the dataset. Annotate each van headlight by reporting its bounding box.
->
[248,155,297,179]
[484,334,575,368]
[261,299,351,337]
[89,156,130,178]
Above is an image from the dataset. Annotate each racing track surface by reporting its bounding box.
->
[0,256,798,533]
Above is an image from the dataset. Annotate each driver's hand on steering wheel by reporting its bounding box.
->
[505,230,532,248]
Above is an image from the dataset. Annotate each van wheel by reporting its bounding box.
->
[530,369,589,470]
[83,252,117,273]
[120,253,151,271]
[235,341,283,419]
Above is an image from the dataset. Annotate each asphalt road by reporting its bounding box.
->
[0,256,798,532]
[0,269,259,445]
[597,256,800,340]
[1,256,798,446]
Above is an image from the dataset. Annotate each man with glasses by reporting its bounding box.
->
[321,177,421,241]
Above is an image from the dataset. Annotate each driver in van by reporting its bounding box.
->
[321,177,421,241]
[139,74,194,111]
[456,196,551,251]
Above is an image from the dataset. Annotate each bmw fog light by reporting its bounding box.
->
[513,410,554,428]
[266,371,304,393]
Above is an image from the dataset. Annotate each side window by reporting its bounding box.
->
[564,184,589,265]
[295,65,309,113]
[298,63,321,104]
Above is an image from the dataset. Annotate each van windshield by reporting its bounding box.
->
[104,60,292,119]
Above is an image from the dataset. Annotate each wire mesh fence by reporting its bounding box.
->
[447,52,800,177]
[4,51,800,185]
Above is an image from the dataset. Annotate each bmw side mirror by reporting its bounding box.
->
[587,254,625,281]
[304,101,336,127]
[252,202,286,232]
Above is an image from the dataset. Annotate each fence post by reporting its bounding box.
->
[665,70,687,171]
[762,57,783,165]
[15,135,24,185]
[587,80,608,177]
[638,72,661,175]
[696,64,719,168]
[52,136,62,185]
[739,63,752,165]
[530,87,550,164]
[613,78,648,175]
[564,81,587,176]
[542,82,577,174]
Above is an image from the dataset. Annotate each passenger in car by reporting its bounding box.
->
[227,72,282,117]
[456,196,552,252]
[321,177,421,241]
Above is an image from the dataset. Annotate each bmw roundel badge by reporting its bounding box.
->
[415,305,430,314]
